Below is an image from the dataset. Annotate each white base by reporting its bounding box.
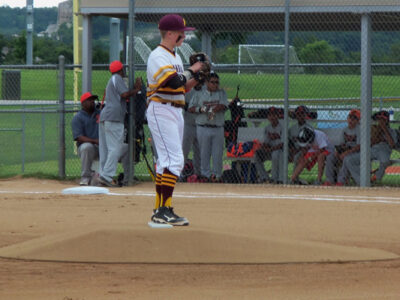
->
[62,186,109,195]
[148,221,173,228]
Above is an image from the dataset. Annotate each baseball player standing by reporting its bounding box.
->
[98,61,142,187]
[146,14,204,226]
[188,72,228,182]
[181,83,203,179]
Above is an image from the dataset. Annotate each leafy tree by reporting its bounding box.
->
[58,23,73,45]
[215,45,238,64]
[7,31,27,64]
[0,6,57,35]
[0,33,9,64]
[299,40,337,63]
[92,41,109,64]
[298,40,346,74]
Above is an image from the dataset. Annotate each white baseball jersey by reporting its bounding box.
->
[308,129,334,153]
[146,45,185,106]
[146,45,186,176]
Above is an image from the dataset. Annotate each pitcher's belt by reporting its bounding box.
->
[150,98,185,108]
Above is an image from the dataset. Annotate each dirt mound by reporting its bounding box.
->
[0,227,397,263]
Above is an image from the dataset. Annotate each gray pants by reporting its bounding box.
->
[325,152,351,184]
[182,123,201,175]
[344,144,392,185]
[254,148,283,182]
[77,142,99,181]
[197,125,224,178]
[99,121,129,182]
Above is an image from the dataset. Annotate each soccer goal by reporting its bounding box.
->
[238,44,304,74]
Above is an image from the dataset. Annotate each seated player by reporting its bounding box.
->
[288,105,316,165]
[324,109,360,186]
[344,110,397,185]
[254,107,283,184]
[290,126,334,185]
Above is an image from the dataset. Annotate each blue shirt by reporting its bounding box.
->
[71,109,100,146]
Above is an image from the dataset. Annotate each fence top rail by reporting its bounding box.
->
[1,97,399,106]
[0,62,399,70]
[0,100,80,106]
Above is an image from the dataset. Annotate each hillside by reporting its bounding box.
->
[0,6,58,35]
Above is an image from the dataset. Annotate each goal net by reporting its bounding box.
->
[238,44,304,74]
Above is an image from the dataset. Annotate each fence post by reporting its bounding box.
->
[22,103,26,173]
[360,14,372,187]
[282,0,291,184]
[127,0,136,185]
[58,55,66,179]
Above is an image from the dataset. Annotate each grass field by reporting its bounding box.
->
[1,69,400,185]
[1,69,400,100]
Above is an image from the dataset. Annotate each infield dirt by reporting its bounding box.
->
[0,177,399,299]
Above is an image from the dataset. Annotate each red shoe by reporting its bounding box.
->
[335,182,344,186]
[371,174,377,183]
[322,181,332,186]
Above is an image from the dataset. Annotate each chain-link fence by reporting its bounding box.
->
[1,1,399,187]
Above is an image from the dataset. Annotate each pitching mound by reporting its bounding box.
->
[0,227,397,264]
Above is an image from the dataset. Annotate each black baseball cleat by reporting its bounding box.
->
[152,206,189,226]
[150,209,157,222]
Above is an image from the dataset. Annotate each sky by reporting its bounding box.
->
[0,0,66,8]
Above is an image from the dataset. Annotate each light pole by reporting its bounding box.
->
[26,0,33,65]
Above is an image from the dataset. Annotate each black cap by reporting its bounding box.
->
[372,110,389,121]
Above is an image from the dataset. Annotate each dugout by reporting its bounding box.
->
[78,0,400,186]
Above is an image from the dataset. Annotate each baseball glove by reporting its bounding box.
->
[189,52,211,84]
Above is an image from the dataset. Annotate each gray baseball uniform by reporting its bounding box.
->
[182,87,202,175]
[325,125,360,184]
[99,73,129,182]
[344,127,397,184]
[254,122,284,182]
[190,87,228,178]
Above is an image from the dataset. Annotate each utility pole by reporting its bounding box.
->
[26,0,33,65]
[110,18,121,62]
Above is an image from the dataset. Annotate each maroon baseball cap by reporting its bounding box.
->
[158,14,195,31]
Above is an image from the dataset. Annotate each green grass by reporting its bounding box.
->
[1,69,400,100]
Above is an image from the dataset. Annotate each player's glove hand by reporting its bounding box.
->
[190,52,211,83]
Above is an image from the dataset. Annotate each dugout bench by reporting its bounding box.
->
[226,126,265,183]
